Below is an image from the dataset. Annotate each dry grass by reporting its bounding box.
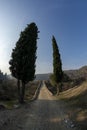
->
[0,80,40,109]
[0,79,17,100]
[59,81,87,99]
[25,80,40,100]
[57,81,87,130]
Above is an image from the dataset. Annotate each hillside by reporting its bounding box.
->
[64,66,87,80]
[7,66,87,81]
[58,81,87,130]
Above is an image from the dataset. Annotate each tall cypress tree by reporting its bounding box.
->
[52,36,63,94]
[9,22,39,103]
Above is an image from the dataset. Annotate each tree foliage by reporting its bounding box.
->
[52,36,63,93]
[9,22,39,103]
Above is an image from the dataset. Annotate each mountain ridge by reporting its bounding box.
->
[36,65,87,80]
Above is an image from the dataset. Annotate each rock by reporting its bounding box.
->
[71,124,75,128]
[64,118,69,123]
[64,118,75,128]
[13,104,20,109]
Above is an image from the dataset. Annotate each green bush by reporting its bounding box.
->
[49,74,56,86]
[45,80,57,95]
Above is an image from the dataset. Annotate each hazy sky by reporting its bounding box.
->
[0,0,87,74]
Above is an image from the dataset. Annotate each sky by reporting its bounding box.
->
[0,0,87,74]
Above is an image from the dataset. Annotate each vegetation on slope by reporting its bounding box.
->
[0,79,40,109]
[58,81,87,130]
[65,65,87,80]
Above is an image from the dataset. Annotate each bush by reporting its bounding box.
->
[62,72,71,82]
[45,80,57,95]
[49,74,56,86]
[0,79,17,101]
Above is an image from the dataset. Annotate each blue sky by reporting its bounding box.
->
[0,0,87,74]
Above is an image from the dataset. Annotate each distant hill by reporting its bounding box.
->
[7,74,51,81]
[35,66,87,80]
[7,65,87,81]
[35,73,51,80]
[64,65,87,79]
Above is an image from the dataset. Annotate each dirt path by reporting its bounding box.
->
[0,81,78,130]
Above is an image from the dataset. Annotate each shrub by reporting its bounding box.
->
[0,79,17,101]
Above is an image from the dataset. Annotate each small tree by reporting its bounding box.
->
[52,36,63,94]
[9,22,39,103]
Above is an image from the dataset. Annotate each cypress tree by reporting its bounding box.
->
[52,36,63,94]
[9,22,39,103]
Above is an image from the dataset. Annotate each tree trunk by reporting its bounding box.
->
[59,82,62,92]
[17,79,21,103]
[56,82,62,95]
[56,84,59,95]
[20,81,25,103]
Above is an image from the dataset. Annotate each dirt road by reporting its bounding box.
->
[0,81,78,130]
